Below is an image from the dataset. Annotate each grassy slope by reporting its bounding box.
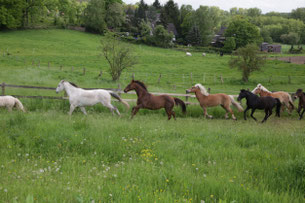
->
[0,29,305,202]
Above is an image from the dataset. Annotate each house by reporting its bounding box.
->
[260,43,281,53]
[211,26,227,47]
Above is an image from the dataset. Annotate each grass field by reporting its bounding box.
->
[0,29,305,202]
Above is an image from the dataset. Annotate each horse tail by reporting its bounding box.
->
[109,92,130,110]
[14,98,25,112]
[288,94,294,110]
[229,95,243,112]
[174,97,186,114]
[275,98,281,117]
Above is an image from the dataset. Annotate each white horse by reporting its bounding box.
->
[202,53,206,56]
[186,52,192,56]
[56,80,129,115]
[0,96,25,112]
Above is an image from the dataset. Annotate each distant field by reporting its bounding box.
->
[0,29,305,202]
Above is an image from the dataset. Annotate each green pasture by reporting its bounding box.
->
[0,29,305,202]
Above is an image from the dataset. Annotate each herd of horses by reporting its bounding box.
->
[1,80,305,122]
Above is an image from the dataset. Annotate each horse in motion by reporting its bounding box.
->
[124,80,186,120]
[252,84,294,113]
[56,80,129,115]
[0,96,25,112]
[295,89,305,120]
[237,89,281,123]
[186,84,243,120]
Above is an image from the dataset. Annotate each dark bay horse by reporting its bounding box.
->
[124,80,186,120]
[237,89,281,123]
[295,89,305,120]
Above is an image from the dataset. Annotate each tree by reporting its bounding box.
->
[105,2,125,30]
[0,0,24,29]
[101,32,137,81]
[229,44,265,82]
[152,0,161,10]
[222,37,236,53]
[152,25,173,47]
[280,32,300,49]
[161,0,180,34]
[225,17,262,48]
[84,0,106,33]
[291,8,305,23]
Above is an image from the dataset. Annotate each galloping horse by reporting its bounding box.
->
[238,89,281,123]
[252,84,294,113]
[124,80,186,120]
[0,96,25,112]
[56,80,129,115]
[186,84,243,120]
[295,89,305,120]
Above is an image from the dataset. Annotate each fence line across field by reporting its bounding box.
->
[0,82,203,105]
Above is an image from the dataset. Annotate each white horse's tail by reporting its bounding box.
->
[109,92,130,110]
[288,94,295,110]
[14,98,25,112]
[229,95,243,112]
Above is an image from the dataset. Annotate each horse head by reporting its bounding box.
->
[56,80,65,93]
[295,89,304,98]
[186,86,198,94]
[237,89,248,101]
[124,80,147,93]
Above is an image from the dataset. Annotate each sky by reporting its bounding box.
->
[123,0,304,13]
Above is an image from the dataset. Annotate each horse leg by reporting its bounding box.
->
[250,109,257,121]
[131,104,142,119]
[262,109,270,123]
[203,106,212,119]
[6,106,13,112]
[223,104,236,120]
[299,109,305,120]
[243,107,250,120]
[284,101,291,115]
[104,102,120,116]
[80,107,87,115]
[172,111,176,120]
[69,104,76,115]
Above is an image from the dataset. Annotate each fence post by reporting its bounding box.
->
[182,74,185,84]
[48,61,50,69]
[32,60,35,66]
[132,73,135,80]
[220,75,224,84]
[38,60,40,68]
[208,88,211,93]
[60,65,62,71]
[118,84,121,96]
[1,82,5,96]
[173,85,176,91]
[268,76,272,83]
[158,74,162,84]
[98,70,103,78]
[203,73,206,83]
[288,75,291,84]
[190,72,193,84]
[83,68,86,75]
[72,66,74,72]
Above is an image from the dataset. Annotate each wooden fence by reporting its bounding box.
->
[0,82,199,105]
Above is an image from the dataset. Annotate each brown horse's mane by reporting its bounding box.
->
[68,81,79,88]
[133,80,147,91]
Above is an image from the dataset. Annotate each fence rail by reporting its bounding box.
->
[0,82,200,105]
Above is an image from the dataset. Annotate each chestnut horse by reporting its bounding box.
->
[295,89,305,120]
[124,80,186,120]
[186,84,243,120]
[252,84,294,113]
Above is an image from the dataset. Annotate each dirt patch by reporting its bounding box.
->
[269,56,305,64]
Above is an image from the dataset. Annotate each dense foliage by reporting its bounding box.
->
[1,1,305,48]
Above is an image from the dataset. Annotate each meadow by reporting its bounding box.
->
[0,29,305,202]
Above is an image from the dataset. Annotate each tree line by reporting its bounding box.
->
[1,0,305,50]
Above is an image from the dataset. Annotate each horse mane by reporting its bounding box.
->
[257,84,271,93]
[195,83,209,96]
[67,81,79,88]
[133,80,147,90]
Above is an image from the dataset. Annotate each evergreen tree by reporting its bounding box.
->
[152,0,161,10]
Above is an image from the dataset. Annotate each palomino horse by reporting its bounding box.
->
[295,89,305,120]
[252,84,294,113]
[56,80,129,115]
[238,89,281,123]
[186,84,243,120]
[0,96,25,112]
[124,80,186,120]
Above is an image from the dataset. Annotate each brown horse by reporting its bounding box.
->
[124,80,186,120]
[186,84,243,120]
[252,84,294,113]
[295,89,305,120]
